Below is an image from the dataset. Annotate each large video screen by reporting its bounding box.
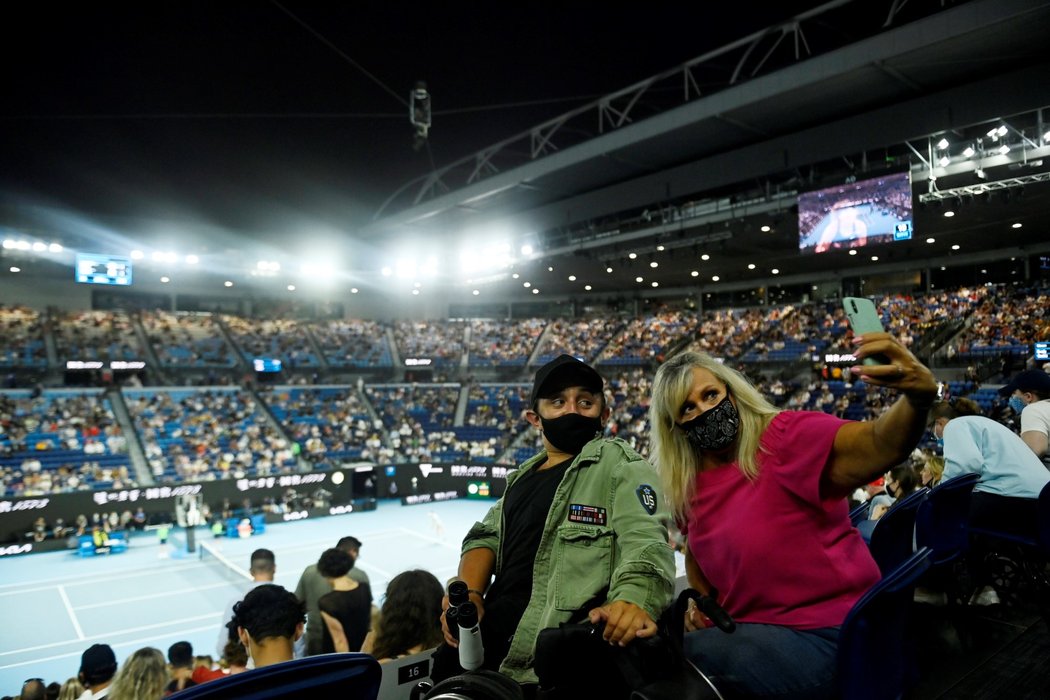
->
[74,253,133,286]
[798,172,913,255]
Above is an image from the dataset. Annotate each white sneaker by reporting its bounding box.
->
[970,586,1001,606]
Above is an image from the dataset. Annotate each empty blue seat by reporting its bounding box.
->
[867,488,929,575]
[175,653,381,699]
[915,473,981,565]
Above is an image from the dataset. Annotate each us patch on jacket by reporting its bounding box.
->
[636,484,657,515]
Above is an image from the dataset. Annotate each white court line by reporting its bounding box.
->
[0,622,218,671]
[75,581,235,610]
[0,559,214,594]
[57,585,85,640]
[0,612,221,658]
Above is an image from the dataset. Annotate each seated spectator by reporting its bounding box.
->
[870,464,921,520]
[19,678,45,700]
[77,643,117,699]
[107,647,168,700]
[317,548,373,653]
[930,398,1050,538]
[361,569,444,662]
[999,368,1050,459]
[220,639,249,676]
[232,583,306,668]
[57,678,84,700]
[920,453,944,488]
[164,641,197,695]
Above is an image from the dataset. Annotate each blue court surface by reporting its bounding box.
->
[0,499,492,694]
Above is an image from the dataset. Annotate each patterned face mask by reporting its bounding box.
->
[1008,395,1026,415]
[677,394,740,452]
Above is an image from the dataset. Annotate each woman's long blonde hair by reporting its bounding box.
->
[649,352,781,522]
[107,647,167,700]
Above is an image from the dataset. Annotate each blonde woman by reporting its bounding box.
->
[57,677,85,700]
[106,647,167,700]
[649,333,936,699]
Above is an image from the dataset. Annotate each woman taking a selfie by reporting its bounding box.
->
[649,331,937,699]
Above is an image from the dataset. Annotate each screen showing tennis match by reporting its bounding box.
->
[798,171,913,255]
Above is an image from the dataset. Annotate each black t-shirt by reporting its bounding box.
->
[485,458,571,629]
[319,583,373,653]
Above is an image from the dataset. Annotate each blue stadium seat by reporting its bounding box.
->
[915,473,980,565]
[867,488,929,575]
[175,653,381,699]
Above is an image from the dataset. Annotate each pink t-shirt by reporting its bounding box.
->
[682,411,880,629]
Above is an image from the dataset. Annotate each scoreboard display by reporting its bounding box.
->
[75,253,133,286]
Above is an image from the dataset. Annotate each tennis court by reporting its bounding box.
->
[0,499,491,694]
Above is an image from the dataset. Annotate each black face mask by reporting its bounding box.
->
[677,395,739,452]
[541,412,603,455]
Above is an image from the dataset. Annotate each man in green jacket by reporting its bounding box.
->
[439,354,675,685]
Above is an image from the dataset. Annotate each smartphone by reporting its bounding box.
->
[843,297,889,366]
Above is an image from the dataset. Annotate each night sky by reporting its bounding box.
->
[2,1,827,249]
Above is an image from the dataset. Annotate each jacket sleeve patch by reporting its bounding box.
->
[635,484,658,515]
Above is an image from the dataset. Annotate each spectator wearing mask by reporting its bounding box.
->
[437,354,674,684]
[930,398,1050,538]
[649,334,936,700]
[77,643,117,699]
[999,369,1050,459]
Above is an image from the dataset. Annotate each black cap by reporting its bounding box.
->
[999,369,1050,396]
[79,644,117,681]
[530,354,603,407]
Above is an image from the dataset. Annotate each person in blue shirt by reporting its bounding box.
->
[929,397,1049,538]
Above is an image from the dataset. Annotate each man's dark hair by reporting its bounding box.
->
[233,584,305,642]
[317,547,355,578]
[168,640,194,668]
[336,536,362,552]
[79,643,118,686]
[250,547,276,575]
[45,681,61,700]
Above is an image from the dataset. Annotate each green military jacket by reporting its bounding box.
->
[461,436,675,684]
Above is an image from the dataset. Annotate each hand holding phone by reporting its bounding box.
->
[843,297,890,366]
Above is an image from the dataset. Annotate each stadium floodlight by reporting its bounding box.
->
[926,237,936,243]
[760,225,771,232]
[998,144,1010,155]
[1,239,12,249]
[936,138,949,150]
[162,251,178,263]
[650,261,658,268]
[691,270,699,277]
[520,244,533,256]
[712,275,720,281]
[606,267,613,273]
[547,266,554,272]
[381,266,393,277]
[153,252,165,262]
[32,242,46,252]
[523,281,531,288]
[224,280,233,287]
[472,289,480,295]
[938,156,950,167]
[351,287,359,294]
[584,285,592,290]
[651,281,659,288]
[395,258,417,279]
[962,145,975,158]
[748,263,756,270]
[568,275,576,281]
[1011,222,1022,229]
[635,276,644,283]
[701,254,710,261]
[532,288,539,294]
[975,168,986,179]
[952,244,960,250]
[10,266,21,273]
[628,253,637,259]
[771,269,780,275]
[996,125,1008,137]
[412,289,420,296]
[512,273,520,279]
[944,210,955,217]
[849,250,858,256]
[287,285,296,291]
[15,240,30,250]
[160,276,170,283]
[1044,130,1050,143]
[871,256,879,261]
[656,245,665,251]
[185,254,199,264]
[130,249,144,260]
[48,243,63,253]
